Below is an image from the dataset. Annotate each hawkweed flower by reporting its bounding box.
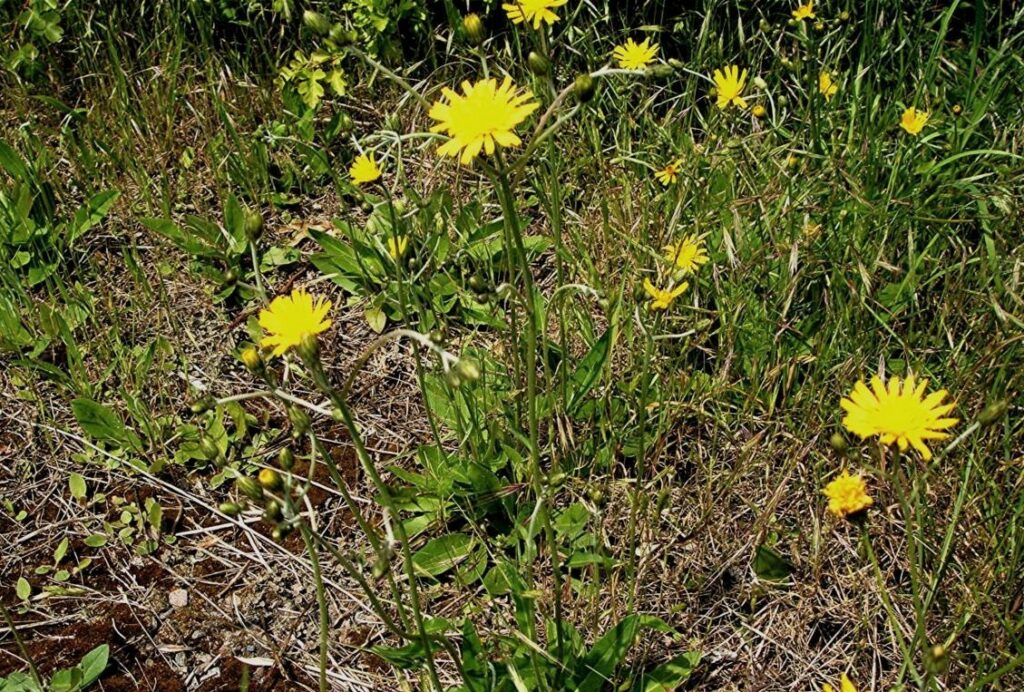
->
[819,71,838,101]
[502,0,566,29]
[428,76,539,164]
[654,158,683,186]
[258,288,333,357]
[823,673,857,692]
[662,235,709,273]
[823,471,873,518]
[900,106,929,135]
[643,278,688,311]
[792,1,815,20]
[349,153,382,185]
[613,37,659,70]
[712,65,749,110]
[752,104,767,118]
[840,374,958,460]
[387,235,409,260]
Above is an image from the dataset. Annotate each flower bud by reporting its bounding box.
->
[278,447,295,471]
[288,406,311,436]
[199,434,220,461]
[952,103,962,115]
[813,21,824,31]
[236,476,264,501]
[258,468,283,491]
[271,524,292,541]
[190,395,215,414]
[752,104,767,118]
[244,210,263,241]
[777,94,788,107]
[759,18,771,32]
[463,13,486,46]
[978,400,1008,426]
[303,10,331,35]
[646,64,675,80]
[528,51,549,76]
[264,499,283,522]
[241,346,263,373]
[454,358,480,383]
[829,432,849,454]
[839,10,850,21]
[219,502,242,516]
[753,76,768,90]
[574,74,596,103]
[297,333,320,362]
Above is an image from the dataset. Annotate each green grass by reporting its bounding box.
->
[2,1,1023,690]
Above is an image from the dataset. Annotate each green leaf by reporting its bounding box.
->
[54,537,69,563]
[0,141,30,180]
[68,473,87,500]
[78,644,110,687]
[753,545,795,583]
[571,615,675,691]
[68,190,119,245]
[49,667,81,692]
[16,577,31,600]
[411,533,475,578]
[71,398,143,452]
[568,325,615,413]
[633,652,701,691]
[140,217,220,258]
[84,534,107,548]
[364,306,386,334]
[553,503,590,540]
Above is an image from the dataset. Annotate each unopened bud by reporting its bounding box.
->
[190,395,214,414]
[219,502,242,516]
[258,468,283,491]
[951,103,962,115]
[297,333,320,362]
[978,400,1008,426]
[271,524,291,541]
[278,447,295,471]
[752,104,767,118]
[463,13,486,46]
[264,499,283,522]
[245,210,263,241]
[574,74,596,103]
[528,51,549,76]
[303,10,331,35]
[454,359,480,383]
[777,94,788,107]
[241,346,263,373]
[759,18,771,32]
[830,432,849,454]
[236,476,264,501]
[838,10,850,21]
[753,75,768,90]
[288,406,311,436]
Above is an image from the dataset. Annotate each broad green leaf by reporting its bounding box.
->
[364,306,386,334]
[84,534,107,548]
[78,644,110,687]
[68,473,87,500]
[68,190,119,244]
[633,652,701,691]
[568,325,615,413]
[412,533,475,578]
[753,545,795,583]
[16,577,31,600]
[71,398,143,452]
[571,615,675,691]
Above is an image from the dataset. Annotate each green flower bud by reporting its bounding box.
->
[244,210,263,241]
[528,51,550,76]
[454,359,480,384]
[463,13,486,46]
[978,400,1008,426]
[278,447,295,471]
[753,75,768,90]
[219,502,242,516]
[829,432,849,454]
[288,406,312,436]
[297,333,320,363]
[190,395,215,414]
[236,476,264,501]
[646,64,675,80]
[264,499,283,522]
[303,10,331,35]
[574,73,596,103]
[258,468,283,491]
[271,524,291,541]
[776,94,788,107]
[759,18,771,32]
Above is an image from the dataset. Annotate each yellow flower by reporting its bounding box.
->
[258,288,333,357]
[428,76,539,165]
[823,672,858,692]
[643,277,689,311]
[654,158,683,186]
[752,104,767,118]
[349,153,382,185]
[819,71,838,101]
[502,0,566,29]
[613,37,659,70]
[840,374,958,460]
[387,235,408,260]
[793,1,815,20]
[712,65,749,110]
[900,106,930,135]
[823,471,873,519]
[662,235,709,273]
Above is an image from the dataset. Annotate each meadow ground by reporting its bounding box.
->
[1,1,1023,690]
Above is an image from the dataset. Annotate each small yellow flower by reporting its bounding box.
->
[752,104,767,118]
[428,76,539,165]
[819,71,838,101]
[823,471,873,518]
[712,65,749,110]
[900,106,930,135]
[613,37,659,70]
[502,0,566,30]
[643,277,689,311]
[387,235,408,260]
[258,288,333,357]
[349,153,382,186]
[654,158,683,186]
[840,374,958,460]
[662,235,709,273]
[823,672,858,692]
[793,1,815,20]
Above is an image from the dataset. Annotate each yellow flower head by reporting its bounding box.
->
[387,235,408,260]
[613,37,659,70]
[643,277,689,311]
[823,471,873,519]
[428,76,539,165]
[713,65,749,110]
[819,71,838,101]
[823,672,858,692]
[752,104,767,118]
[662,234,709,273]
[840,374,958,460]
[654,158,683,186]
[349,153,382,186]
[502,0,567,29]
[258,288,333,357]
[900,106,930,135]
[793,1,815,20]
